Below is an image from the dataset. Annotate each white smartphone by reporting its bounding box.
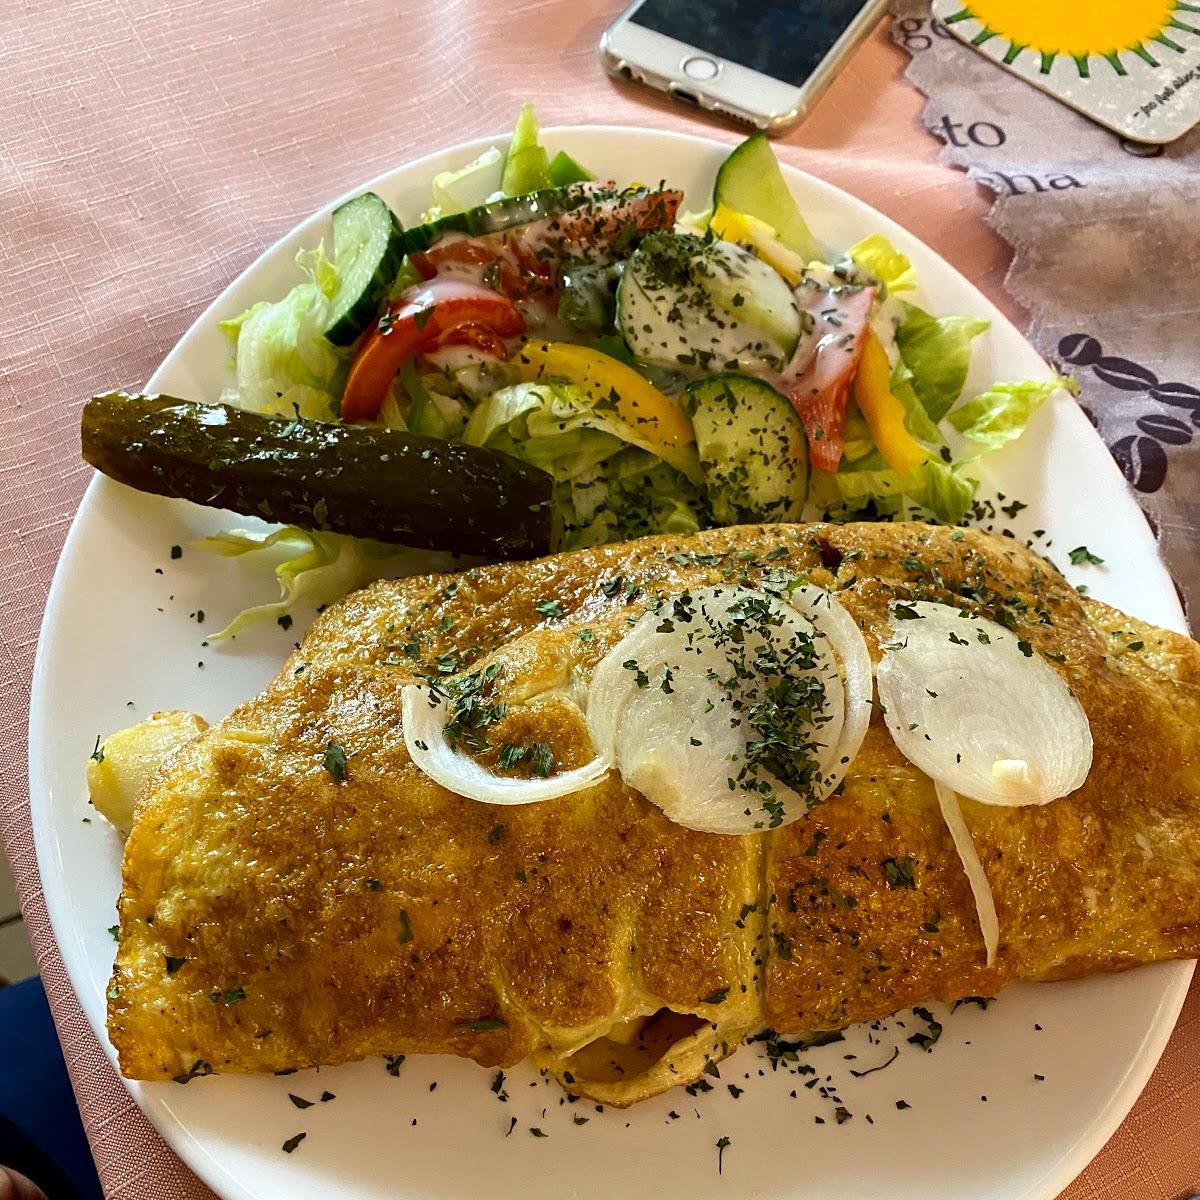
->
[600,0,888,135]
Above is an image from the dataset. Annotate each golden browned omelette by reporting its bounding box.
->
[106,522,1200,1104]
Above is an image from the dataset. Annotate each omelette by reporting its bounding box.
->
[102,522,1200,1105]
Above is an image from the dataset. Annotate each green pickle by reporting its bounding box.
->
[81,392,556,559]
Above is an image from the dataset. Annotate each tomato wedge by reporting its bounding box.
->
[412,188,683,303]
[776,284,876,473]
[341,280,526,422]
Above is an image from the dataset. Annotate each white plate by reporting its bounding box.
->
[30,127,1192,1200]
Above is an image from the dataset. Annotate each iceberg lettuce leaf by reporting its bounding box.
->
[198,526,409,638]
[429,146,504,218]
[889,359,946,446]
[849,234,916,294]
[948,377,1074,450]
[895,303,990,422]
[834,452,978,526]
[501,104,551,196]
[219,244,348,421]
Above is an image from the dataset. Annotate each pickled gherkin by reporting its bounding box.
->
[81,392,556,559]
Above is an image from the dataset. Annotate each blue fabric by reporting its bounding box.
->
[0,978,104,1200]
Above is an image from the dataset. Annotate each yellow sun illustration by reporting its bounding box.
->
[944,0,1200,76]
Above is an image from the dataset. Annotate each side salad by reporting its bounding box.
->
[87,106,1069,632]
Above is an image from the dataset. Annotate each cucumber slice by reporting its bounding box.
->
[618,234,800,372]
[685,373,809,525]
[323,193,407,347]
[399,188,582,255]
[712,134,819,261]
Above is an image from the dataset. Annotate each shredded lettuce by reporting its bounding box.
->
[547,150,595,187]
[834,453,978,526]
[219,245,347,421]
[464,381,706,546]
[841,402,875,463]
[833,374,1073,523]
[949,377,1074,450]
[197,526,412,638]
[849,234,916,294]
[428,146,504,219]
[894,303,990,422]
[465,382,628,481]
[889,359,947,446]
[562,450,706,548]
[501,104,552,197]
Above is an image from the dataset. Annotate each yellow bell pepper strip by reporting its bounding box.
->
[512,341,695,449]
[709,204,808,286]
[852,329,929,473]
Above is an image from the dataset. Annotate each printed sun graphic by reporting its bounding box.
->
[943,0,1200,76]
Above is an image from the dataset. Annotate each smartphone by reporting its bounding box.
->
[600,0,888,135]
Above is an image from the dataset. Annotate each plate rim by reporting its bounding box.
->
[28,122,1193,1200]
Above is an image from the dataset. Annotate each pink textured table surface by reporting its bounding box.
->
[1,3,1196,1198]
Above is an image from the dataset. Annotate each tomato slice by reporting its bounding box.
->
[413,188,682,303]
[437,322,510,358]
[341,280,526,422]
[777,285,876,473]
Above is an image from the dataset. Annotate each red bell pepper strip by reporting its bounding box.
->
[340,279,526,422]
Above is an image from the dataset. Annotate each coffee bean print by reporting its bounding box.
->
[1149,381,1200,409]
[1057,334,1102,366]
[1110,434,1167,494]
[1137,414,1193,445]
[1093,356,1158,392]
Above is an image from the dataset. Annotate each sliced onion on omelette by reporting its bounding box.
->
[402,677,610,804]
[876,600,1094,964]
[587,584,872,834]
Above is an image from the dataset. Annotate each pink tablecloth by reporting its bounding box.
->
[1,3,1196,1197]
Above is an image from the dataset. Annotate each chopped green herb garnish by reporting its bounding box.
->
[882,857,916,889]
[288,1093,313,1109]
[172,1059,213,1085]
[164,955,186,975]
[907,1005,943,1051]
[498,743,526,770]
[225,986,246,1005]
[89,735,105,764]
[535,599,564,619]
[716,1136,731,1174]
[528,742,555,778]
[398,909,413,944]
[281,1132,306,1154]
[458,1017,507,1031]
[322,741,347,782]
[488,824,505,844]
[1068,545,1104,566]
[701,986,730,1005]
